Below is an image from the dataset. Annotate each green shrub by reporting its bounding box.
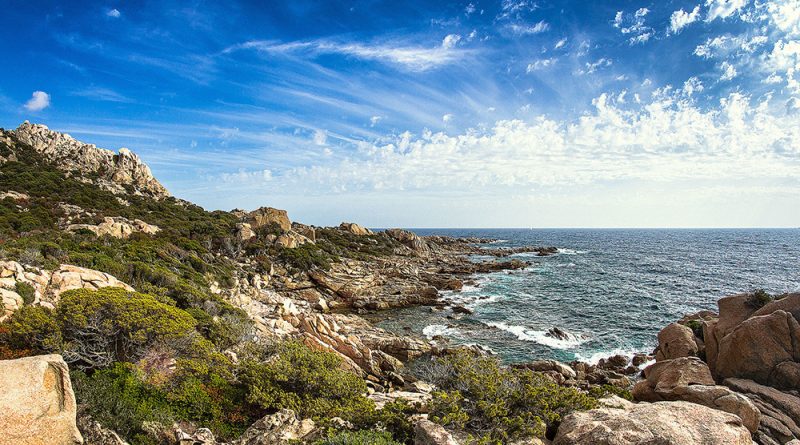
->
[418,351,598,444]
[684,320,704,340]
[56,287,198,369]
[0,305,62,352]
[240,341,376,425]
[14,281,36,305]
[72,363,174,445]
[313,430,402,445]
[278,243,336,271]
[746,289,772,309]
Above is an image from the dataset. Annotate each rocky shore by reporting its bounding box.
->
[2,122,798,445]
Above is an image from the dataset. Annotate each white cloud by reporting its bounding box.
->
[669,6,701,34]
[106,8,121,18]
[613,8,653,44]
[683,77,705,96]
[554,38,567,49]
[720,61,738,80]
[370,116,382,127]
[465,3,477,15]
[767,0,800,36]
[526,58,556,72]
[629,32,652,45]
[579,58,612,75]
[24,91,50,111]
[313,129,327,145]
[508,20,550,35]
[226,38,468,71]
[442,34,461,49]
[705,0,749,21]
[278,90,800,197]
[442,113,454,124]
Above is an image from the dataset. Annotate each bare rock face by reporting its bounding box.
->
[715,310,800,389]
[243,207,292,232]
[386,228,430,254]
[414,419,460,445]
[655,322,698,361]
[632,358,760,432]
[339,222,373,236]
[553,400,753,445]
[67,216,160,239]
[0,261,133,312]
[0,354,83,445]
[233,409,316,445]
[11,122,168,199]
[725,378,800,443]
[0,287,24,322]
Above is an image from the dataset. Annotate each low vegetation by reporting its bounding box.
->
[417,350,598,444]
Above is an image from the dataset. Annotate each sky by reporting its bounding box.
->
[1,0,799,228]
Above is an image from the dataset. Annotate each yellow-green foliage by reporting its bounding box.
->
[313,430,402,445]
[240,341,376,425]
[56,287,198,369]
[420,351,598,444]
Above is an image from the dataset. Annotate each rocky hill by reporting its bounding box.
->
[2,121,168,200]
[0,122,797,445]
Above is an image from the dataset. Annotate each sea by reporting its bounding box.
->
[371,229,800,365]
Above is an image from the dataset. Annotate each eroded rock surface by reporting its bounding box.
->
[554,399,753,445]
[0,354,83,445]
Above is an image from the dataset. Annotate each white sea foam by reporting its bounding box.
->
[574,348,642,365]
[557,248,589,255]
[486,322,587,349]
[423,324,458,339]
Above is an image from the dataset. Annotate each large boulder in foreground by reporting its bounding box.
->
[632,357,759,432]
[553,399,752,445]
[0,354,83,445]
[715,309,800,389]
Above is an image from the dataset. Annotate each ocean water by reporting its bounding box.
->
[372,229,800,364]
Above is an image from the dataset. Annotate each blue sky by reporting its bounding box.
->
[2,0,799,227]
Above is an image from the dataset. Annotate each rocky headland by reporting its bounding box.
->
[1,122,798,445]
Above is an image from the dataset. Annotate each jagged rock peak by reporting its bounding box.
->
[11,121,169,200]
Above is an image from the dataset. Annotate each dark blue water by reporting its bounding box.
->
[373,229,800,364]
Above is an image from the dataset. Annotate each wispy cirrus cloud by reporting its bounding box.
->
[223,37,471,71]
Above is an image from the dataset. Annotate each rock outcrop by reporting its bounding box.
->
[0,261,134,313]
[242,207,292,232]
[725,378,800,444]
[554,398,753,445]
[414,419,459,445]
[0,354,83,445]
[655,322,698,361]
[233,409,316,445]
[339,222,373,236]
[10,122,168,199]
[386,228,430,254]
[632,357,760,432]
[67,216,160,239]
[697,293,800,390]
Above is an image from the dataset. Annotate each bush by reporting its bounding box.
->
[72,363,174,445]
[56,287,198,369]
[418,351,598,444]
[240,342,376,425]
[0,305,62,353]
[14,281,36,305]
[313,430,402,445]
[278,243,336,271]
[746,289,772,309]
